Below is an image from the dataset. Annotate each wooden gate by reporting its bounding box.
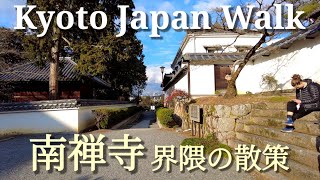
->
[214,65,231,90]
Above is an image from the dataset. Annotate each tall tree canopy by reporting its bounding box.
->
[0,28,25,71]
[23,0,147,100]
[0,28,25,101]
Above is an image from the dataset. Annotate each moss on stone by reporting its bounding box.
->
[208,105,216,116]
[259,128,278,138]
[267,119,282,127]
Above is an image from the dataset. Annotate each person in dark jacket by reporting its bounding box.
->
[281,74,320,132]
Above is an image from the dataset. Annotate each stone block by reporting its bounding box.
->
[217,118,235,132]
[231,104,252,117]
[215,105,231,118]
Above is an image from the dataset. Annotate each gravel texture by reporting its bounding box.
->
[0,112,256,180]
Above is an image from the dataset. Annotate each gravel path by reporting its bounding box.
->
[0,112,256,180]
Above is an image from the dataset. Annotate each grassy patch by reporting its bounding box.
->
[181,134,232,156]
[266,96,292,103]
[195,95,294,105]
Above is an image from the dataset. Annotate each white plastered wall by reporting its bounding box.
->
[190,65,215,96]
[0,109,80,135]
[237,35,320,94]
[0,104,135,136]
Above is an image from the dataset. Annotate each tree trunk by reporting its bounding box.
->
[224,32,268,99]
[224,78,237,98]
[49,24,61,100]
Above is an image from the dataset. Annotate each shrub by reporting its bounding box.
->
[156,107,175,127]
[165,89,190,108]
[94,106,141,129]
[181,134,232,156]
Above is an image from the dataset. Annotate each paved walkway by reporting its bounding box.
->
[130,111,155,129]
[0,111,256,180]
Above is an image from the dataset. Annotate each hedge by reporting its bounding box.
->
[94,106,141,129]
[156,107,175,127]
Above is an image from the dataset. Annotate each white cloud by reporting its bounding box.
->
[146,63,172,84]
[143,63,172,96]
[157,1,175,12]
[184,0,191,5]
[193,0,232,11]
[142,83,162,96]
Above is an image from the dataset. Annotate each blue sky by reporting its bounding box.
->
[0,0,260,95]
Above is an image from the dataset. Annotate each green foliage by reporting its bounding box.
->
[181,134,232,156]
[94,106,141,129]
[0,28,26,102]
[156,108,175,127]
[0,28,25,68]
[22,0,147,99]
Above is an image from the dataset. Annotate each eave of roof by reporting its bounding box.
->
[251,21,320,60]
[163,66,188,91]
[171,32,262,69]
[183,53,245,63]
[0,99,132,112]
[307,8,320,20]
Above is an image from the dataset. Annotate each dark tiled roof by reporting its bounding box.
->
[0,58,78,81]
[0,57,110,87]
[307,8,320,20]
[183,53,245,62]
[252,21,320,60]
[0,99,132,112]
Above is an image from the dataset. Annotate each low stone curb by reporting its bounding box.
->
[0,136,15,142]
[111,111,142,130]
[156,117,166,129]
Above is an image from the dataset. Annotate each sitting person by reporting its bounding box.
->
[282,74,320,133]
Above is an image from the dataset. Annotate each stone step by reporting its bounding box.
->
[239,124,318,151]
[251,109,287,119]
[298,112,320,122]
[229,140,289,180]
[238,117,319,136]
[251,109,320,122]
[252,102,287,110]
[230,140,290,180]
[235,132,319,171]
[231,139,320,180]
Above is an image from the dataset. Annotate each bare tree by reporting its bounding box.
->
[209,0,319,98]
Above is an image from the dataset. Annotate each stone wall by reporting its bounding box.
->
[202,104,252,146]
[173,101,320,179]
[173,102,190,130]
[174,102,252,146]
